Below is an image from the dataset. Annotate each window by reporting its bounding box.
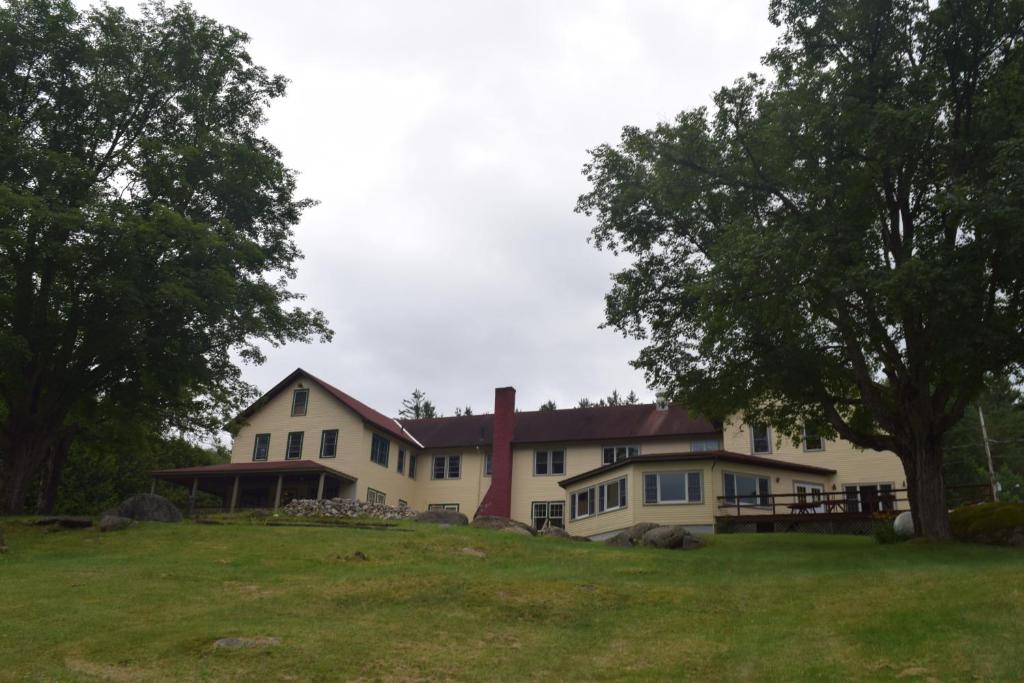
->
[291,388,309,416]
[570,487,595,520]
[285,431,303,460]
[397,448,406,474]
[484,452,492,476]
[319,429,338,458]
[643,471,703,504]
[598,477,628,513]
[690,438,721,452]
[534,449,565,476]
[751,423,771,454]
[370,433,390,467]
[532,501,565,529]
[432,454,461,480]
[252,433,270,461]
[602,445,639,466]
[428,503,460,511]
[724,472,770,506]
[409,454,417,479]
[398,499,408,508]
[803,427,824,452]
[366,488,386,505]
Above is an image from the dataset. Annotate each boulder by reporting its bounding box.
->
[893,511,915,537]
[117,494,182,522]
[99,515,133,532]
[500,526,533,536]
[539,524,571,539]
[471,515,537,535]
[641,525,705,550]
[30,516,93,529]
[606,523,661,547]
[414,509,469,526]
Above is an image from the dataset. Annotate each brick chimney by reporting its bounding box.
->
[477,386,515,518]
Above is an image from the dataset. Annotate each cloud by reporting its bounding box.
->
[95,0,780,415]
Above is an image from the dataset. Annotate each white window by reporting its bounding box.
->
[602,445,639,466]
[598,477,628,513]
[428,503,460,511]
[531,501,564,529]
[319,429,338,458]
[285,431,303,460]
[291,388,309,416]
[751,423,771,454]
[534,449,565,475]
[690,438,721,452]
[803,427,824,452]
[432,454,461,480]
[484,452,492,476]
[724,472,770,506]
[252,433,270,461]
[643,471,703,504]
[370,434,390,467]
[366,488,386,505]
[570,487,595,520]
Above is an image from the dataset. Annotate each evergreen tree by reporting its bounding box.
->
[399,390,438,419]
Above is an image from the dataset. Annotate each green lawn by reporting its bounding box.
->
[1,519,1022,682]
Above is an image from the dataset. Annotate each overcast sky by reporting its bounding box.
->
[111,0,781,416]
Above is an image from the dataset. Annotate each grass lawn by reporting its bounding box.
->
[1,519,1022,682]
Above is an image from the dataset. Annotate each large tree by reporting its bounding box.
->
[0,0,331,512]
[577,0,1024,538]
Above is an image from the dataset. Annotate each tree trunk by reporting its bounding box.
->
[899,444,952,540]
[0,444,43,514]
[35,438,72,514]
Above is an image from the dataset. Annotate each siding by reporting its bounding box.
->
[410,449,490,514]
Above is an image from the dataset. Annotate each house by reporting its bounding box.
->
[153,368,909,538]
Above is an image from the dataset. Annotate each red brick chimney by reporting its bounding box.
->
[477,386,515,518]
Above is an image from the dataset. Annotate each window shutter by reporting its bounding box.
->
[687,472,702,503]
[644,474,658,504]
[725,473,736,501]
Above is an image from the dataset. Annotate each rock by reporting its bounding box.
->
[471,515,537,535]
[414,509,469,525]
[461,547,486,558]
[99,515,133,532]
[539,524,571,539]
[500,526,533,536]
[285,497,418,521]
[606,523,660,547]
[30,516,93,529]
[893,511,915,537]
[213,636,281,649]
[344,551,368,561]
[117,494,182,523]
[641,525,704,550]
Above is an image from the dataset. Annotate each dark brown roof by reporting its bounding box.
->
[231,368,420,446]
[557,450,837,488]
[152,459,353,481]
[401,403,719,449]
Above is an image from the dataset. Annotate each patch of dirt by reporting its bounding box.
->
[897,667,932,678]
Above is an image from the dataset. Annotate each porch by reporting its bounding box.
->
[151,460,358,515]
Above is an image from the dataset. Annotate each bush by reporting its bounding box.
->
[872,517,908,544]
[949,503,1024,546]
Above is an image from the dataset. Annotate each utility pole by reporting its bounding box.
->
[977,405,999,502]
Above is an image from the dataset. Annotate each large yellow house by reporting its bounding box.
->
[154,368,909,538]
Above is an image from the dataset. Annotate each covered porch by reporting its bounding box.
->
[152,460,358,514]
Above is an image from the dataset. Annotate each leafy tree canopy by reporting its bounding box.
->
[577,0,1024,538]
[0,0,330,512]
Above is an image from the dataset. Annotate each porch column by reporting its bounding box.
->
[316,472,326,501]
[274,474,283,511]
[189,477,199,516]
[229,475,240,513]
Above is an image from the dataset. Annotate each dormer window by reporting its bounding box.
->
[291,388,309,416]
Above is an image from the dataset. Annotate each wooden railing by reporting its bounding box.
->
[716,489,910,518]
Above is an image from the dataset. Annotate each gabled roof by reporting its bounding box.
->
[557,450,838,488]
[231,368,423,447]
[400,403,719,449]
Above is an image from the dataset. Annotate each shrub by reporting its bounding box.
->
[949,503,1024,546]
[872,517,908,544]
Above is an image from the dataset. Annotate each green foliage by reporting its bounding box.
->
[950,502,1024,545]
[0,0,330,511]
[872,518,909,545]
[577,0,1024,538]
[399,389,438,419]
[539,400,557,411]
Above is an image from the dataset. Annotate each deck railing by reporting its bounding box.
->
[716,484,994,518]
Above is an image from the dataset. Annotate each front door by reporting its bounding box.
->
[794,482,825,513]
